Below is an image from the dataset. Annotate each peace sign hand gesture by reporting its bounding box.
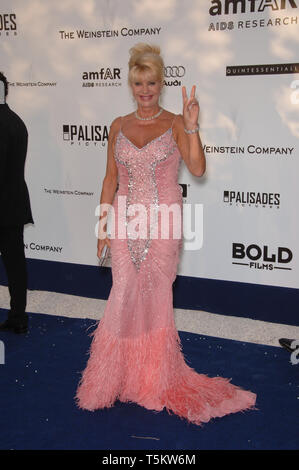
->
[182,85,200,130]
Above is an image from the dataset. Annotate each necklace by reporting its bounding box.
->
[135,108,163,121]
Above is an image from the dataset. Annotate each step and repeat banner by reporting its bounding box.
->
[1,0,298,289]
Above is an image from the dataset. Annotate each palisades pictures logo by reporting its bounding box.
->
[0,13,17,37]
[63,124,109,147]
[82,67,121,88]
[208,0,298,31]
[223,190,280,208]
[232,243,293,271]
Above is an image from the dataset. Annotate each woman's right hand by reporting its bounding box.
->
[97,236,111,259]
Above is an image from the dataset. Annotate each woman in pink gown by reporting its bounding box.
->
[75,43,256,426]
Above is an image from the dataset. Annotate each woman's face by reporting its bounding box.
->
[131,73,162,109]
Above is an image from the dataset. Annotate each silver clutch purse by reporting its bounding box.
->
[99,244,111,266]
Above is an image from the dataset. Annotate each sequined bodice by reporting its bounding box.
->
[114,126,182,271]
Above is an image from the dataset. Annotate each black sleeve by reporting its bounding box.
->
[0,121,8,190]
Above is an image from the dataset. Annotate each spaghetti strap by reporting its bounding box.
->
[171,114,177,129]
[119,116,123,133]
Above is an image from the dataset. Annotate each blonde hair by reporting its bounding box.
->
[128,43,164,86]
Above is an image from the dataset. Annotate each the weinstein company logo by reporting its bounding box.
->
[232,243,293,271]
[0,13,17,36]
[59,27,161,40]
[24,242,63,254]
[63,124,108,147]
[223,190,280,208]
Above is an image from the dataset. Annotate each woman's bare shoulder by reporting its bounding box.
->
[162,109,176,119]
[162,110,183,126]
[110,116,122,131]
[172,113,184,125]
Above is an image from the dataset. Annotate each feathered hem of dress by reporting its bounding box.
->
[75,322,257,426]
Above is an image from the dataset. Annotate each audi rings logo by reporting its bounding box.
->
[164,66,186,78]
[164,65,186,87]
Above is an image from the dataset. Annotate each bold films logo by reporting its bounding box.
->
[223,190,280,208]
[232,243,293,271]
[63,124,109,147]
[0,13,17,37]
[208,0,298,31]
[82,67,121,88]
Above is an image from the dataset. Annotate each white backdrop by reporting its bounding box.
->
[1,0,298,289]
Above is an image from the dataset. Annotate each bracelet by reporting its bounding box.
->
[184,125,199,134]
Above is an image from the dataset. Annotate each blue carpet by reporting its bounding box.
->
[1,257,299,325]
[0,308,298,450]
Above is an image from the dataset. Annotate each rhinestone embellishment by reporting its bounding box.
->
[114,128,178,271]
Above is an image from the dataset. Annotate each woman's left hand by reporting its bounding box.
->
[182,85,200,130]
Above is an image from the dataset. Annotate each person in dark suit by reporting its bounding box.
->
[0,71,33,334]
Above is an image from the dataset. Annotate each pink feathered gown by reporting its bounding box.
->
[75,121,257,426]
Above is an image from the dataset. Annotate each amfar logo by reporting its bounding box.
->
[223,190,280,207]
[0,14,17,36]
[82,68,121,80]
[232,243,293,270]
[82,67,121,88]
[63,124,108,146]
[209,0,297,15]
